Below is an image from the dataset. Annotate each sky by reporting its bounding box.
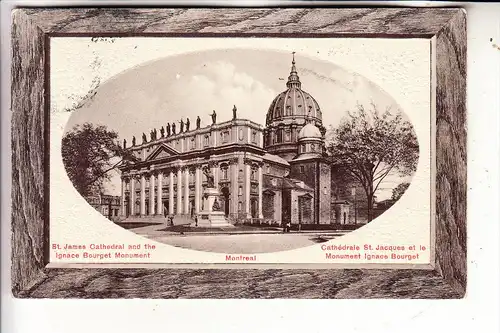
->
[52,38,427,200]
[63,48,401,141]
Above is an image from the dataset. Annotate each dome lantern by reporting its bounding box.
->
[286,52,301,89]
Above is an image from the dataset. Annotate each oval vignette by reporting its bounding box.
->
[62,47,420,254]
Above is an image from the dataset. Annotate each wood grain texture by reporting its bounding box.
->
[11,9,47,295]
[23,8,458,35]
[435,10,467,295]
[11,7,467,298]
[21,269,462,299]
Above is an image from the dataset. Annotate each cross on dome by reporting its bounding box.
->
[287,51,301,89]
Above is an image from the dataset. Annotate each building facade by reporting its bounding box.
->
[119,55,354,225]
[86,194,122,222]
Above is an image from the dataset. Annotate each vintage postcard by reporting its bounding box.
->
[49,36,432,268]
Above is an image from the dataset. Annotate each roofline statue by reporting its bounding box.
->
[210,110,217,125]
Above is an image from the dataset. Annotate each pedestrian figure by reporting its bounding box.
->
[195,215,198,227]
[287,221,291,233]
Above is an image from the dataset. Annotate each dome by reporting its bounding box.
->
[265,54,322,126]
[298,123,322,140]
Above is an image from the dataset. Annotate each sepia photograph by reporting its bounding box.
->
[50,36,430,263]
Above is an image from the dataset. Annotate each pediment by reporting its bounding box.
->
[145,144,180,161]
[263,189,276,195]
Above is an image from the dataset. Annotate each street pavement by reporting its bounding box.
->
[122,222,342,253]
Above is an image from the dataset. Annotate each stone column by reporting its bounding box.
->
[140,173,146,216]
[156,172,163,216]
[244,160,251,218]
[195,166,201,214]
[176,168,182,215]
[149,173,155,216]
[231,158,239,218]
[258,164,263,218]
[169,171,174,215]
[184,168,190,215]
[129,177,135,216]
[121,177,126,216]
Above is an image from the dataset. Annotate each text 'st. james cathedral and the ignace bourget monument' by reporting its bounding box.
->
[118,55,354,228]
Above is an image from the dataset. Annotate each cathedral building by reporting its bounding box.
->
[119,55,350,226]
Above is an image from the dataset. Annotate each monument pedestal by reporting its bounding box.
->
[197,188,234,228]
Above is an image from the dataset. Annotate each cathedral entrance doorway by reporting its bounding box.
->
[251,198,258,218]
[164,200,169,216]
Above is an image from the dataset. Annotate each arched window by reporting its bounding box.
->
[285,130,291,142]
[220,163,229,180]
[277,129,283,143]
[251,166,257,181]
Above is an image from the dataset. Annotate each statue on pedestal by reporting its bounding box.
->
[160,126,165,138]
[166,123,171,136]
[132,136,136,146]
[186,118,190,131]
[172,122,176,135]
[196,116,201,129]
[202,166,215,188]
[232,105,237,120]
[153,128,158,140]
[150,130,154,141]
[123,139,127,149]
[142,133,147,143]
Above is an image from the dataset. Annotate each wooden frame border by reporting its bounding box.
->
[11,7,466,298]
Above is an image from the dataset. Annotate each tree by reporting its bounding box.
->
[327,104,419,221]
[62,123,137,197]
[392,182,410,201]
